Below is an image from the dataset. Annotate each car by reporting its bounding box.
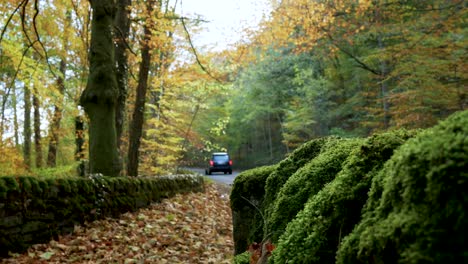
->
[205,152,232,175]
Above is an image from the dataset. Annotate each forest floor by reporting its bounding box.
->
[1,182,234,264]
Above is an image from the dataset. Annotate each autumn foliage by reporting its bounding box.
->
[2,183,234,263]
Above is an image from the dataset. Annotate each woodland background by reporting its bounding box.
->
[0,0,466,176]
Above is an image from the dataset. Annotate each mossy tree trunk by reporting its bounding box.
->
[127,0,154,176]
[33,87,42,168]
[80,0,121,176]
[12,84,19,147]
[23,84,32,169]
[114,0,132,152]
[75,116,86,176]
[47,58,66,167]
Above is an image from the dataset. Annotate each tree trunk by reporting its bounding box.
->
[23,85,32,169]
[375,5,390,130]
[114,0,132,151]
[80,0,121,176]
[47,11,70,167]
[47,58,66,167]
[12,84,19,147]
[75,116,86,176]
[127,0,153,177]
[127,0,154,176]
[276,113,290,154]
[378,35,390,130]
[33,87,42,168]
[267,113,273,160]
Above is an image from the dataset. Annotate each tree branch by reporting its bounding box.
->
[2,40,38,123]
[113,25,137,56]
[0,0,28,45]
[20,0,42,56]
[323,29,382,76]
[180,17,223,83]
[32,0,57,77]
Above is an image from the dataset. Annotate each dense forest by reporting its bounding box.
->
[0,0,466,176]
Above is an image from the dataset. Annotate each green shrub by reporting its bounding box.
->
[337,110,468,264]
[271,129,415,264]
[267,137,363,242]
[233,251,250,264]
[230,165,277,255]
[263,137,329,220]
[33,164,78,178]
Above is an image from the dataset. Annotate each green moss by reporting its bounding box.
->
[231,165,277,209]
[56,178,72,194]
[230,165,277,255]
[18,177,33,194]
[271,129,415,264]
[2,176,19,191]
[38,180,49,194]
[0,185,6,199]
[45,178,56,188]
[263,137,329,219]
[337,110,468,264]
[27,177,42,195]
[0,177,18,199]
[68,179,79,194]
[267,137,363,242]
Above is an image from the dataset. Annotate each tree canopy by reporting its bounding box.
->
[0,0,465,175]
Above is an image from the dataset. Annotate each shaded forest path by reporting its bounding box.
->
[2,183,234,264]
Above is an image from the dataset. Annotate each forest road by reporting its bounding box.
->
[185,167,241,185]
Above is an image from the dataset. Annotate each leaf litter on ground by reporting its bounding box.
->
[2,182,233,264]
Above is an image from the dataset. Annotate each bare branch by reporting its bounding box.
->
[32,0,57,77]
[180,17,223,83]
[0,0,28,45]
[20,0,42,56]
[114,25,137,56]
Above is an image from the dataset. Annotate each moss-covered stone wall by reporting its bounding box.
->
[230,110,468,263]
[230,165,277,255]
[0,174,204,257]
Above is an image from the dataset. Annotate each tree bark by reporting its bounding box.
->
[267,113,273,160]
[114,0,132,151]
[33,87,42,168]
[23,84,32,169]
[79,0,121,176]
[127,0,154,176]
[12,84,19,147]
[75,116,86,176]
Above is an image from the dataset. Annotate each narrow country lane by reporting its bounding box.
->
[1,183,234,264]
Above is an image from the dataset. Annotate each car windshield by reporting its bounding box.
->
[213,155,229,162]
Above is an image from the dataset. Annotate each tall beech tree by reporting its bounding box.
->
[47,57,66,167]
[23,84,32,169]
[33,86,42,168]
[114,0,132,151]
[127,0,155,176]
[47,10,70,167]
[80,0,121,176]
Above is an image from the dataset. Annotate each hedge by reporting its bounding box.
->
[267,137,363,242]
[337,110,468,264]
[271,129,416,263]
[0,174,204,257]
